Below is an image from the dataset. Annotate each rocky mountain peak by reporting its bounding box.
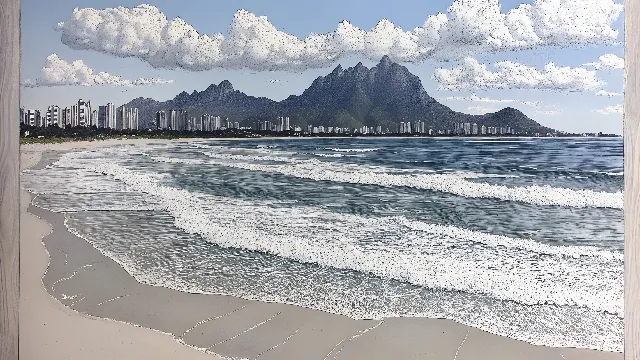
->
[124,57,550,134]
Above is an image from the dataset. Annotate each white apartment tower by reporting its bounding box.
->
[69,104,79,127]
[46,105,60,127]
[121,107,139,130]
[107,103,116,129]
[169,110,178,130]
[77,99,90,127]
[26,109,36,126]
[61,107,71,128]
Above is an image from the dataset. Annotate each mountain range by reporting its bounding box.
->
[123,56,554,133]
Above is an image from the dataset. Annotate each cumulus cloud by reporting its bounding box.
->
[594,104,623,115]
[467,105,498,114]
[433,57,603,91]
[443,93,541,106]
[54,1,623,71]
[22,54,173,87]
[596,89,622,96]
[533,110,562,116]
[584,54,624,69]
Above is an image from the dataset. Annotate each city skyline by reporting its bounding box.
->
[22,98,578,138]
[20,99,138,131]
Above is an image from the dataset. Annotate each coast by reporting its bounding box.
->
[20,138,623,360]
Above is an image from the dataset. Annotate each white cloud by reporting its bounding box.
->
[54,1,623,72]
[433,57,603,91]
[584,54,624,69]
[467,105,498,114]
[443,93,541,106]
[22,54,174,88]
[533,110,562,116]
[596,89,622,96]
[594,104,623,115]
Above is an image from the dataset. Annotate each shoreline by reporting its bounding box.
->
[20,139,623,359]
[19,134,622,146]
[19,143,226,360]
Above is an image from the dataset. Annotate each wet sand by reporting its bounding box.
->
[20,139,623,359]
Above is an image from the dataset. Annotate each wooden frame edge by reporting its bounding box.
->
[0,0,21,359]
[625,0,638,359]
[1,1,633,360]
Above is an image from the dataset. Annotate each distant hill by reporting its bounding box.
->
[122,56,554,133]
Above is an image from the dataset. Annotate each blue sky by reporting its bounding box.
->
[21,0,625,134]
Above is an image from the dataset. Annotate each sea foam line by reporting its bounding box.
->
[55,152,623,318]
[194,151,623,209]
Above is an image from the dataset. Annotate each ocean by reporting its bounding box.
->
[21,137,624,352]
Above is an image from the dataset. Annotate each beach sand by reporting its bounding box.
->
[19,138,624,360]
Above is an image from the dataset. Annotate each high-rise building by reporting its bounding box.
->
[77,99,90,127]
[181,111,189,131]
[70,104,79,127]
[169,110,178,130]
[472,123,478,135]
[46,105,60,127]
[105,103,116,129]
[25,109,35,126]
[120,107,139,130]
[35,110,43,127]
[91,109,98,127]
[61,107,70,128]
[156,111,167,130]
[98,106,107,128]
[189,117,197,131]
[463,123,471,135]
[86,101,92,126]
[196,116,203,131]
[200,114,211,132]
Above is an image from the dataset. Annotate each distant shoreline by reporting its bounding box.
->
[20,133,622,145]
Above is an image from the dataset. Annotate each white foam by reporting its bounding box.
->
[194,152,622,209]
[314,153,345,158]
[55,151,623,319]
[327,148,380,153]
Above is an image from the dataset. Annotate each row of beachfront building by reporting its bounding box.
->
[21,99,140,130]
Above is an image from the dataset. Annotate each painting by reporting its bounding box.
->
[10,0,629,359]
